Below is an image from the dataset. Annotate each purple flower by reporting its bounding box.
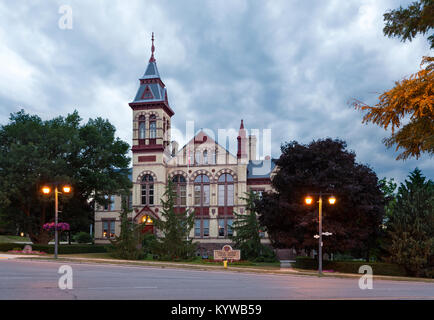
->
[42,222,70,231]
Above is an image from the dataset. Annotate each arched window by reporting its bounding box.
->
[172,175,186,206]
[149,115,156,143]
[138,115,146,144]
[141,174,154,205]
[203,150,208,164]
[218,173,234,206]
[194,174,210,206]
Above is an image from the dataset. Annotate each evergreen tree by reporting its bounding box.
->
[109,194,145,260]
[386,168,434,277]
[152,181,196,260]
[379,177,399,224]
[231,191,276,261]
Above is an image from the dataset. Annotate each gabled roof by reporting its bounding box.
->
[168,130,238,165]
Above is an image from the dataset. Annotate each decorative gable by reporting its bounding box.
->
[141,85,154,100]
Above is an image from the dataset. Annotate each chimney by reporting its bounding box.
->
[171,141,179,156]
[237,119,248,162]
[248,135,257,161]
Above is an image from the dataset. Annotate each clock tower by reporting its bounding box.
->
[129,33,174,216]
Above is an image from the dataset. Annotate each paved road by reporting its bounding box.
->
[0,259,433,299]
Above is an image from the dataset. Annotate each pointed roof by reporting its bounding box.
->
[131,33,172,112]
[141,32,160,80]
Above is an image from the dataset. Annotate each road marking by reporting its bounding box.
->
[85,286,158,290]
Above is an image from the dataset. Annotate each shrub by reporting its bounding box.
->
[294,256,408,277]
[74,232,93,244]
[0,243,108,254]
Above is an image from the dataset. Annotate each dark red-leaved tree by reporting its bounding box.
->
[257,138,385,260]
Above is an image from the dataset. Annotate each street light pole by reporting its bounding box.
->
[305,192,336,277]
[41,183,71,260]
[318,192,322,276]
[54,185,59,259]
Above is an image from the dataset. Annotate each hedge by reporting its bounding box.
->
[294,256,407,277]
[0,243,109,254]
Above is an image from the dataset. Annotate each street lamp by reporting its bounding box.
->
[304,192,336,276]
[41,183,71,259]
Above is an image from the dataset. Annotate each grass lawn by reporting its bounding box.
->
[56,252,281,269]
[0,235,30,243]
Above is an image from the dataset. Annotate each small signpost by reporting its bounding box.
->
[22,245,32,253]
[214,245,240,268]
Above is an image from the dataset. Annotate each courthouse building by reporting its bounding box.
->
[94,36,276,255]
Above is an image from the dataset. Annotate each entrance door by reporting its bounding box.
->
[142,224,154,234]
[141,215,154,234]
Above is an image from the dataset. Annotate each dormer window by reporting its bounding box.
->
[141,85,153,100]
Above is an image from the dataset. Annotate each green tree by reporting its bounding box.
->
[151,181,196,260]
[231,191,275,261]
[385,168,434,277]
[383,0,434,48]
[109,194,145,260]
[379,177,398,222]
[0,110,131,244]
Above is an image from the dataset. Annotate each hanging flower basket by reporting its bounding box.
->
[42,222,70,231]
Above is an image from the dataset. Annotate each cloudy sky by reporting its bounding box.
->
[0,0,432,183]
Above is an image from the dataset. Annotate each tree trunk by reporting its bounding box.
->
[29,230,52,244]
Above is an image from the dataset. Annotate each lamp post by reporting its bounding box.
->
[305,192,336,276]
[41,184,71,259]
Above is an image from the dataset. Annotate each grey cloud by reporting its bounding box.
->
[0,0,431,184]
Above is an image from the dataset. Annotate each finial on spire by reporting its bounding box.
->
[149,32,156,62]
[240,119,244,130]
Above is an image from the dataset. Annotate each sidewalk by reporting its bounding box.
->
[12,254,434,283]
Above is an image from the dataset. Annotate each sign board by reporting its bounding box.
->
[213,245,240,261]
[22,245,32,253]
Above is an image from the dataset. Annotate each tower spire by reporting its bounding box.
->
[149,32,156,63]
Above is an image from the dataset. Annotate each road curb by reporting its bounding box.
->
[13,255,434,283]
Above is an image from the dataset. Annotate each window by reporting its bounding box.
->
[218,218,233,237]
[194,174,210,206]
[139,116,146,139]
[203,150,208,164]
[194,220,201,237]
[194,219,209,238]
[109,195,115,211]
[195,151,201,165]
[141,174,154,205]
[218,219,225,237]
[103,195,109,211]
[149,115,156,142]
[172,175,186,206]
[138,115,146,145]
[218,173,234,206]
[102,220,115,238]
[251,189,264,199]
[227,219,233,237]
[203,219,209,237]
[121,192,133,210]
